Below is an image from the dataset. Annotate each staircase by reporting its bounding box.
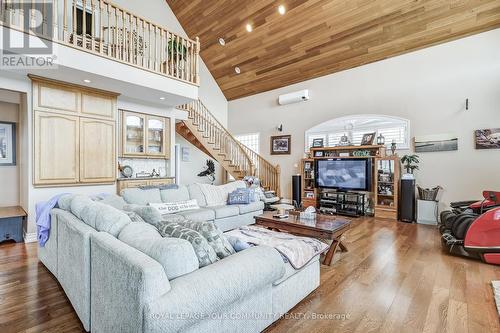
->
[176,100,281,196]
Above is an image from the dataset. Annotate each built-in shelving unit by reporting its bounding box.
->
[300,158,316,208]
[374,156,400,220]
[302,145,397,218]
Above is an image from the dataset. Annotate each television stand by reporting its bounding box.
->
[319,190,366,217]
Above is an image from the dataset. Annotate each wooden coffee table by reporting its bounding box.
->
[254,211,351,266]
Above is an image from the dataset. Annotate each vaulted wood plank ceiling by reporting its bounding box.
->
[167,0,500,101]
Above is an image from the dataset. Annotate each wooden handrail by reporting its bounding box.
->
[0,0,200,86]
[178,100,281,196]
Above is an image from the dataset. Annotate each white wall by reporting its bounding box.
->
[0,101,20,206]
[228,29,500,209]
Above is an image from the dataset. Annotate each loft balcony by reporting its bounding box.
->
[0,0,200,105]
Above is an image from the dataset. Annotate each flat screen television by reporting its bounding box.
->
[315,158,372,191]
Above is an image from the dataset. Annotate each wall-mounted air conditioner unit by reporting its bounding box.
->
[278,89,309,105]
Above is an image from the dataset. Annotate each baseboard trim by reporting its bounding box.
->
[24,232,37,243]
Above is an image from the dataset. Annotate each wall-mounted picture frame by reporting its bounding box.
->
[361,132,376,145]
[270,135,291,155]
[0,121,16,166]
[414,133,458,152]
[312,138,324,148]
[475,128,500,149]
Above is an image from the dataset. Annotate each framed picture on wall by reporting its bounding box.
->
[0,121,16,166]
[270,135,291,155]
[475,128,500,149]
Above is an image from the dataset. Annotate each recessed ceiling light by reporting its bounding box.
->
[218,37,226,46]
[234,67,241,74]
[278,5,286,15]
[83,79,91,83]
[246,24,253,32]
[159,97,165,100]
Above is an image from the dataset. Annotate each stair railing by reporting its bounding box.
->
[178,100,255,179]
[178,100,281,195]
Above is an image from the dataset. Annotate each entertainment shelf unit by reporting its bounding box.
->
[303,145,399,219]
[319,191,366,217]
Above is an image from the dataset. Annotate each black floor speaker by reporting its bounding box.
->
[292,175,302,207]
[400,179,416,222]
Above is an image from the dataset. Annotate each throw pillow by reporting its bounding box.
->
[149,199,199,215]
[124,204,162,227]
[227,189,250,205]
[226,235,252,252]
[196,183,228,206]
[123,211,146,223]
[157,221,218,267]
[176,220,235,259]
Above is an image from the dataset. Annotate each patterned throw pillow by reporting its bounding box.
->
[176,220,235,259]
[123,211,146,223]
[157,221,218,267]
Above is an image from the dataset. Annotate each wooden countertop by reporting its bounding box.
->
[0,206,27,219]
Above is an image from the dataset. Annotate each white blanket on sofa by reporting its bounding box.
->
[225,226,328,269]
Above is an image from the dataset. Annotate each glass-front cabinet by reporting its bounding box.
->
[147,117,165,156]
[121,111,170,158]
[124,112,145,154]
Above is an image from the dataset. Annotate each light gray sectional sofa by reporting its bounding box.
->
[38,194,320,333]
[120,183,264,231]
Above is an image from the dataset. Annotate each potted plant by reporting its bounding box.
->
[166,38,187,75]
[401,154,419,179]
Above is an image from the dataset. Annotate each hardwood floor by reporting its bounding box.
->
[0,218,499,333]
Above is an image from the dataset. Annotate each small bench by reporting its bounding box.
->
[0,206,26,243]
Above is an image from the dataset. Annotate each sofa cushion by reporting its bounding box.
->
[70,195,95,220]
[98,194,127,210]
[79,201,99,229]
[118,222,199,280]
[177,208,215,221]
[58,194,76,211]
[237,201,265,214]
[157,221,218,268]
[175,220,235,259]
[212,205,240,219]
[93,202,131,236]
[160,186,190,203]
[187,184,207,207]
[121,188,162,205]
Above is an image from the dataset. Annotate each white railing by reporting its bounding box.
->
[0,0,200,85]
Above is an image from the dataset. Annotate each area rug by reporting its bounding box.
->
[492,281,500,317]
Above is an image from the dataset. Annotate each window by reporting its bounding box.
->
[305,115,410,151]
[235,133,260,154]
